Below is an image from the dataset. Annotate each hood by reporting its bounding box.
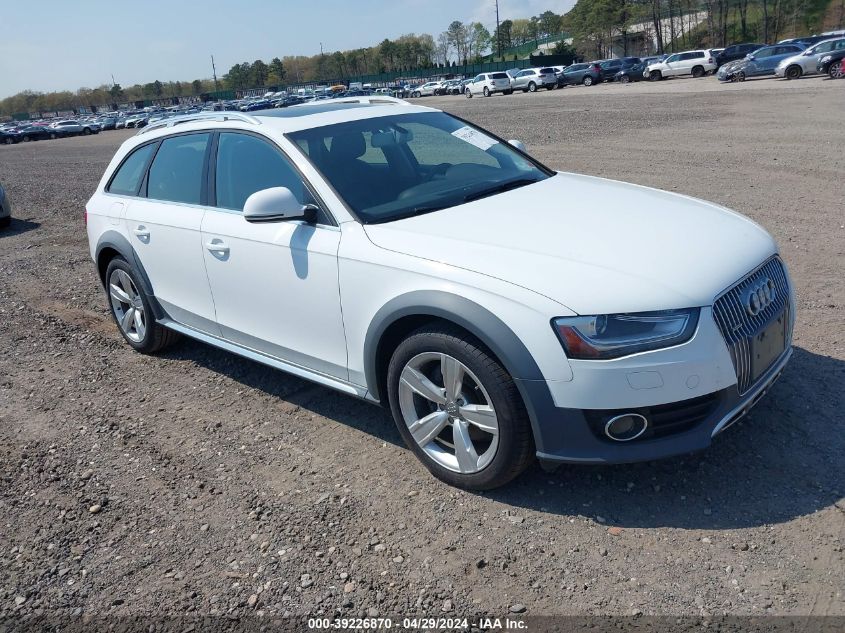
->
[363,173,777,315]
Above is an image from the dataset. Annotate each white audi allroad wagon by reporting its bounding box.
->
[86,97,794,489]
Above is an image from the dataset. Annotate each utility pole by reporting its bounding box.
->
[211,55,219,92]
[495,0,502,59]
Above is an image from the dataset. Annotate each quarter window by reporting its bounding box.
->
[147,133,210,205]
[108,143,156,196]
[215,132,309,211]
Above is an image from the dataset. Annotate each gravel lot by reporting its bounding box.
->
[0,76,843,621]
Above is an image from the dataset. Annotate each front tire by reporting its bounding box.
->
[830,62,844,79]
[785,65,802,80]
[104,257,178,354]
[386,325,534,490]
[528,81,537,92]
[466,90,473,98]
[649,70,662,81]
[483,87,490,97]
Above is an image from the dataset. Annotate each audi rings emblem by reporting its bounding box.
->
[746,278,776,316]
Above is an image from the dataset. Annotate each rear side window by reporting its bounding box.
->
[147,133,210,205]
[215,132,307,211]
[108,143,156,196]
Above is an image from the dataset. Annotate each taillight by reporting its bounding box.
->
[708,57,714,63]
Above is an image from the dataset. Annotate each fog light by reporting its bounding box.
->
[604,413,648,442]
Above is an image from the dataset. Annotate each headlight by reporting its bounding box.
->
[552,308,700,360]
[820,55,832,63]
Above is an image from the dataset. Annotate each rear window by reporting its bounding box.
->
[540,68,555,73]
[490,72,509,79]
[107,143,156,196]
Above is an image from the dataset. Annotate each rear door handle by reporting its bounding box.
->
[133,226,150,239]
[205,240,229,255]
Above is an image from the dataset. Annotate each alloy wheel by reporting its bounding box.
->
[109,269,146,343]
[831,62,845,79]
[397,352,499,474]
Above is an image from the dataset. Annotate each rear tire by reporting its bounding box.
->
[0,216,10,229]
[83,127,92,135]
[620,74,631,83]
[503,89,513,95]
[386,324,534,490]
[466,90,473,98]
[691,65,705,78]
[583,76,594,86]
[104,257,179,354]
[785,65,802,80]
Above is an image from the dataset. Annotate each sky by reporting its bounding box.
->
[0,0,576,99]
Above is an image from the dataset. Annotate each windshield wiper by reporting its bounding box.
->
[463,178,541,203]
[367,203,456,224]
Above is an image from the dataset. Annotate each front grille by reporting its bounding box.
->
[712,257,791,394]
[584,391,721,442]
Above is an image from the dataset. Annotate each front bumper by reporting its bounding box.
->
[525,346,791,466]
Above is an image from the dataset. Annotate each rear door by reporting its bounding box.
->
[123,132,219,333]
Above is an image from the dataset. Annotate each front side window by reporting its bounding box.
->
[108,143,156,196]
[754,47,774,58]
[147,133,210,205]
[289,112,551,224]
[665,54,680,63]
[215,132,308,211]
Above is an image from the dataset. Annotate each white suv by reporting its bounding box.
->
[465,72,513,97]
[86,98,794,489]
[646,50,717,79]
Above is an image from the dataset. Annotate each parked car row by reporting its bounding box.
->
[0,118,101,145]
[718,36,845,81]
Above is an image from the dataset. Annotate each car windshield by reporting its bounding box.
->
[288,111,552,224]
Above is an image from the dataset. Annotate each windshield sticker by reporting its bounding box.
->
[451,126,498,151]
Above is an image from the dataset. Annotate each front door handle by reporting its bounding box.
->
[205,240,230,255]
[133,225,150,240]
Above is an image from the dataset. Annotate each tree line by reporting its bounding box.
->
[562,0,837,59]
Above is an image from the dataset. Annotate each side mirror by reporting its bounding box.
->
[243,187,317,223]
[747,54,755,60]
[508,139,526,152]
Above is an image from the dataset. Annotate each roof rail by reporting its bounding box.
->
[136,111,261,136]
[291,95,412,108]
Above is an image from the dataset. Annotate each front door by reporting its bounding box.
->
[200,131,348,379]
